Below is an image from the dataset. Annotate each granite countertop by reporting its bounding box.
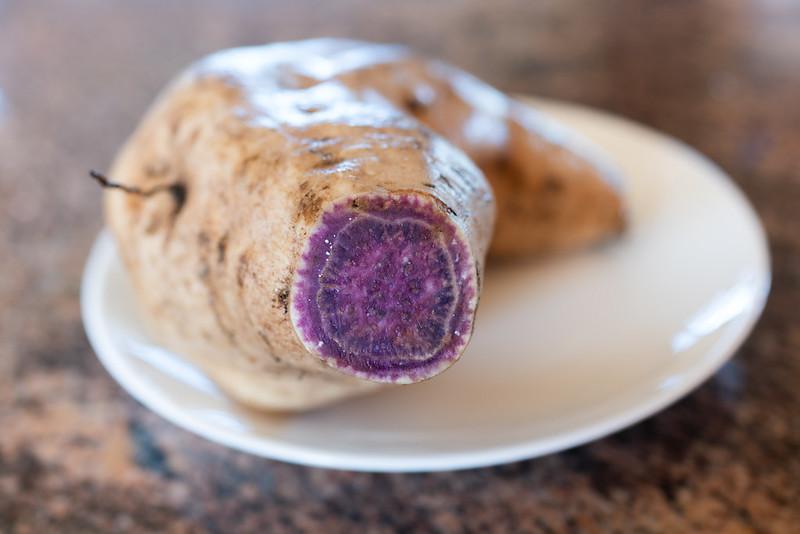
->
[1,0,798,532]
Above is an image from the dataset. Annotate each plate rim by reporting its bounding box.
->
[81,98,771,472]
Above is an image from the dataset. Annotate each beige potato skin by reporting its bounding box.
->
[267,39,626,258]
[105,48,494,410]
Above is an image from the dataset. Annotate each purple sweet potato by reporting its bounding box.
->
[104,47,494,410]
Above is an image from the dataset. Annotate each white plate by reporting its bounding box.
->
[81,98,770,472]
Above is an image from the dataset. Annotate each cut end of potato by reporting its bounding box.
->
[291,194,478,383]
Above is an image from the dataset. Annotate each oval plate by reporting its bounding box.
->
[82,98,770,472]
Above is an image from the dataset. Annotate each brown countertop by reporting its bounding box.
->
[1,0,798,532]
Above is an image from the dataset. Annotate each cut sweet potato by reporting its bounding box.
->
[105,50,494,410]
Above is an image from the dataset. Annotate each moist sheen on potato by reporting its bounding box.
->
[105,46,495,410]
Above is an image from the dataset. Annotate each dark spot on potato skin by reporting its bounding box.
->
[169,183,187,217]
[433,197,458,218]
[130,162,186,242]
[494,154,511,172]
[275,284,290,315]
[297,190,323,223]
[217,233,228,264]
[404,94,426,115]
[422,182,436,189]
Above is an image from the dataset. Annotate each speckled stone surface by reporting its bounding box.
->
[1,1,798,532]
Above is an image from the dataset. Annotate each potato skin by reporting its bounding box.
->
[105,47,494,410]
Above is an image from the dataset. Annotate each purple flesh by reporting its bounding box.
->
[291,195,477,383]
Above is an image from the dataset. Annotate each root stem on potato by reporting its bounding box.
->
[90,170,186,210]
